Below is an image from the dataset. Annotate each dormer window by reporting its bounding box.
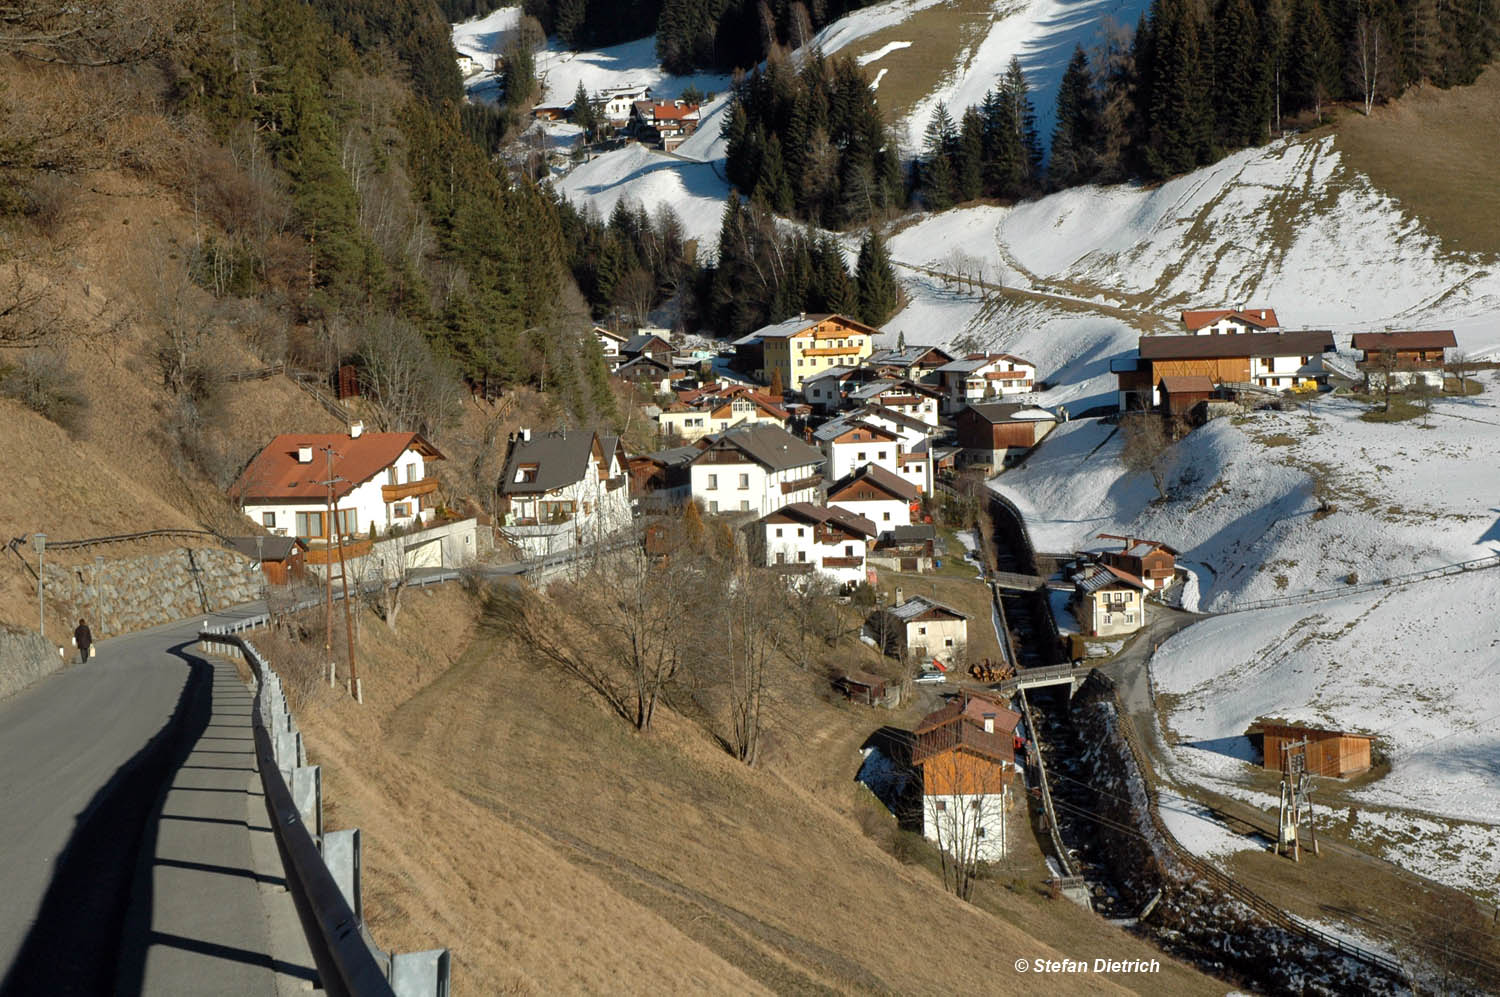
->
[515,463,539,484]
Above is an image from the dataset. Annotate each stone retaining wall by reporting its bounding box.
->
[0,624,59,701]
[44,548,265,638]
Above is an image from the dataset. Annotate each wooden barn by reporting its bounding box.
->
[1096,534,1178,591]
[836,671,889,706]
[1247,720,1374,778]
[1157,374,1214,416]
[226,536,305,586]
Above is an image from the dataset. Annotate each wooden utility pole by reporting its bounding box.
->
[318,447,362,703]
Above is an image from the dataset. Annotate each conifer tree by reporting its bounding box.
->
[854,230,899,327]
[572,81,597,141]
[1050,46,1099,189]
[759,134,794,214]
[921,104,958,211]
[1287,0,1337,120]
[954,108,985,201]
[1004,58,1045,193]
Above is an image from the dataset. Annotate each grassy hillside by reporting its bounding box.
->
[289,587,1223,995]
[1334,67,1500,258]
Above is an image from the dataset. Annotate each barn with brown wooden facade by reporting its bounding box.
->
[1247,720,1374,778]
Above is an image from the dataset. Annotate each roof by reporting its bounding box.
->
[1246,719,1374,740]
[751,313,879,340]
[886,594,967,622]
[592,326,628,342]
[498,430,612,495]
[224,536,302,561]
[882,524,937,544]
[231,432,443,503]
[1138,331,1334,361]
[1350,330,1457,352]
[623,333,672,353]
[854,403,933,435]
[616,354,671,373]
[866,345,953,367]
[960,403,1056,424]
[647,101,700,120]
[1074,561,1147,595]
[934,353,1033,375]
[839,670,887,689]
[697,424,825,472]
[805,365,861,383]
[642,445,700,468]
[761,502,877,538]
[1181,308,1279,331]
[827,463,920,503]
[1158,374,1215,393]
[1098,535,1179,559]
[812,417,898,443]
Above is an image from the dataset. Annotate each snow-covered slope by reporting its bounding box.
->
[1152,569,1500,899]
[554,144,729,249]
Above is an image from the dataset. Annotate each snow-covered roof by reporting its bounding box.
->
[887,594,967,621]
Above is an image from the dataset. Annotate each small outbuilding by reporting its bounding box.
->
[1247,720,1374,778]
[225,536,305,586]
[1157,374,1214,417]
[835,671,890,706]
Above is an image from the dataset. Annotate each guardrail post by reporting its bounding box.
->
[323,828,362,924]
[291,765,322,840]
[389,949,451,997]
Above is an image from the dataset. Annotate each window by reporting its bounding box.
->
[405,462,419,483]
[776,552,785,564]
[878,450,887,460]
[261,512,276,528]
[739,500,749,512]
[796,527,804,538]
[797,551,806,562]
[295,511,325,539]
[707,473,718,489]
[971,801,981,811]
[515,464,538,484]
[857,451,867,461]
[392,502,411,518]
[918,626,927,635]
[387,468,397,486]
[775,527,783,538]
[935,800,947,812]
[977,826,986,838]
[738,473,749,489]
[334,511,356,537]
[944,638,954,647]
[883,511,891,521]
[709,500,719,513]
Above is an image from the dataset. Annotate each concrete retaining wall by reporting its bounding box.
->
[44,548,265,639]
[0,625,60,701]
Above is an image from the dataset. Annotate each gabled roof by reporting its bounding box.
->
[1158,374,1215,393]
[499,430,614,495]
[231,432,443,503]
[640,446,700,468]
[616,354,672,374]
[1181,308,1279,331]
[880,524,937,545]
[224,536,303,561]
[1074,561,1147,594]
[805,365,862,383]
[752,313,879,340]
[812,417,898,444]
[934,352,1033,375]
[1350,330,1456,352]
[1138,331,1333,361]
[694,424,824,472]
[593,325,628,343]
[761,502,877,538]
[866,345,953,368]
[886,594,967,622]
[1097,534,1179,559]
[623,333,673,354]
[826,463,920,503]
[1245,718,1374,740]
[959,402,1056,424]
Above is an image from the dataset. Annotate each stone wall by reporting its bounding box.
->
[0,624,60,702]
[44,547,265,638]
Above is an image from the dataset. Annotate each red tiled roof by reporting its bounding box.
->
[649,102,701,121]
[231,432,443,503]
[1181,308,1279,331]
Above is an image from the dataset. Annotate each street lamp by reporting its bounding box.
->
[32,533,46,638]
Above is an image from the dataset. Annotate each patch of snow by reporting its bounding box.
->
[554,144,731,252]
[452,7,520,73]
[803,0,947,58]
[533,36,731,108]
[858,41,912,66]
[1157,790,1266,863]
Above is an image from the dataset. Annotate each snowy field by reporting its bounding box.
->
[1150,568,1500,899]
[554,144,730,249]
[994,383,1500,610]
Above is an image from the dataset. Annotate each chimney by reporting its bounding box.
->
[894,588,903,607]
[521,428,531,442]
[350,420,364,439]
[983,713,996,734]
[296,446,313,464]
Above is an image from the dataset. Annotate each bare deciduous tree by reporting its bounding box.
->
[356,314,461,436]
[2,0,202,66]
[920,747,1013,901]
[1350,8,1392,116]
[1120,413,1171,500]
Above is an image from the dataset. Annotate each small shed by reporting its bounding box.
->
[1157,374,1214,417]
[1247,720,1374,778]
[836,671,889,706]
[225,536,305,586]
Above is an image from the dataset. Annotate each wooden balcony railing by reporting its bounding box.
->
[821,556,863,568]
[382,476,439,502]
[304,538,374,565]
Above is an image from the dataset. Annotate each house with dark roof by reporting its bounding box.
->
[1069,558,1148,637]
[688,424,826,517]
[1352,330,1456,390]
[757,502,877,585]
[497,428,631,557]
[933,353,1037,413]
[826,463,921,530]
[230,423,444,543]
[912,689,1021,862]
[866,592,969,666]
[1115,329,1335,409]
[954,403,1057,469]
[1095,534,1178,591]
[863,345,954,381]
[224,535,306,586]
[869,523,938,573]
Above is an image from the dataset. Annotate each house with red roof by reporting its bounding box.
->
[230,423,444,543]
[912,689,1020,861]
[1180,308,1280,335]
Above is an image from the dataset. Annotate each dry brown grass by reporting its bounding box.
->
[291,586,1224,995]
[1334,67,1500,257]
[841,0,1000,124]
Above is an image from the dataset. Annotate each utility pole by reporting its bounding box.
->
[317,447,362,702]
[32,533,46,638]
[1277,738,1318,861]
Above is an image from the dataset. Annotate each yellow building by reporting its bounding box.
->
[753,313,878,392]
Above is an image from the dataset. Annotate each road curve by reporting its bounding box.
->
[0,603,315,996]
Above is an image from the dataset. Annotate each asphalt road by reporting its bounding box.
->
[0,603,315,995]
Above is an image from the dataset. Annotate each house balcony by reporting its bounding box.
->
[382,476,439,502]
[801,346,866,358]
[821,556,863,568]
[502,511,575,529]
[781,473,823,494]
[304,538,374,565]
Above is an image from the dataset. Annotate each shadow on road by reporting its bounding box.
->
[0,642,211,997]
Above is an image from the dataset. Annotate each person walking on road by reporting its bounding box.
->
[73,619,92,664]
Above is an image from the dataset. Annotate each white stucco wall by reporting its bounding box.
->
[922,789,1010,862]
[243,446,431,539]
[829,497,909,530]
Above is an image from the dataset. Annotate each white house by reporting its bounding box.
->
[230,424,444,543]
[657,394,787,443]
[600,83,651,124]
[868,593,970,667]
[848,404,938,494]
[934,354,1038,413]
[825,464,919,530]
[847,379,942,427]
[688,424,825,517]
[1070,560,1148,637]
[594,325,629,365]
[758,503,876,586]
[1181,307,1279,335]
[812,418,901,483]
[455,53,479,76]
[497,428,632,558]
[803,366,861,412]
